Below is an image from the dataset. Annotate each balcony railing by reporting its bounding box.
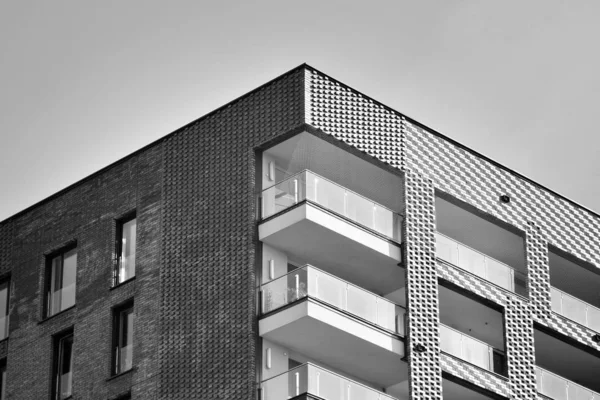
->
[435,232,519,292]
[261,362,397,400]
[536,366,600,400]
[439,324,502,373]
[551,287,600,332]
[260,265,405,335]
[261,170,402,242]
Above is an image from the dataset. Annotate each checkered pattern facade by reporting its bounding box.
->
[403,171,443,400]
[305,66,600,399]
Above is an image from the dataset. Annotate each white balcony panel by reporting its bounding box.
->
[259,203,403,294]
[259,300,407,388]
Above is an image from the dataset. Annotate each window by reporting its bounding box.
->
[46,247,77,317]
[0,359,6,400]
[115,216,136,285]
[53,332,73,400]
[0,279,9,340]
[113,302,134,375]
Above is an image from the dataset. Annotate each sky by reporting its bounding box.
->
[1,1,599,221]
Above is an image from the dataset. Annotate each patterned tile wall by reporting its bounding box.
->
[441,353,510,397]
[307,67,600,399]
[403,171,443,400]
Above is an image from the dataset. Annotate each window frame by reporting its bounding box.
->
[52,330,74,400]
[45,244,77,318]
[112,300,134,376]
[114,213,137,287]
[0,277,9,341]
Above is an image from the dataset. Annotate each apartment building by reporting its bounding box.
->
[0,64,599,400]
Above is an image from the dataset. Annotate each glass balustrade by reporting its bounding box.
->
[261,170,402,242]
[536,366,600,400]
[439,324,496,372]
[436,232,517,292]
[260,265,405,335]
[551,287,600,332]
[261,363,397,400]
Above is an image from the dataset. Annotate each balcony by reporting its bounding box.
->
[436,232,520,293]
[261,363,397,400]
[439,324,504,374]
[261,265,405,335]
[259,266,406,389]
[535,327,600,397]
[259,170,403,296]
[551,287,600,332]
[261,170,401,241]
[537,366,600,400]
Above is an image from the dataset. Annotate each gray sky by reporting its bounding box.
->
[1,1,599,221]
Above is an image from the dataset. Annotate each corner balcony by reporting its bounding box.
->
[439,324,505,375]
[259,266,406,389]
[261,363,398,400]
[551,287,600,332]
[259,170,403,295]
[436,232,522,294]
[537,366,600,400]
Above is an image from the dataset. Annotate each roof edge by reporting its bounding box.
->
[302,63,600,220]
[0,63,309,225]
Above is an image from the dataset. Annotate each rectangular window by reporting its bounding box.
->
[53,332,73,400]
[46,247,77,317]
[115,216,136,285]
[0,280,9,340]
[113,303,134,375]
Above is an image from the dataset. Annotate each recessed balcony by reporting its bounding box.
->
[439,324,505,375]
[261,363,398,400]
[435,196,527,296]
[537,366,600,400]
[551,287,600,332]
[549,250,600,332]
[259,265,406,389]
[259,170,403,295]
[535,327,600,398]
[436,232,522,294]
[438,285,506,375]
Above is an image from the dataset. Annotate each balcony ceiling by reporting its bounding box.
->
[264,131,404,212]
[436,196,526,274]
[443,378,496,400]
[439,285,504,350]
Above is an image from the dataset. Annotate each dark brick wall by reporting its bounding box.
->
[159,68,305,399]
[2,143,163,399]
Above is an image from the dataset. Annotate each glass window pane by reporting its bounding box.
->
[0,283,8,340]
[117,307,134,373]
[58,335,73,400]
[119,218,137,283]
[61,250,77,311]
